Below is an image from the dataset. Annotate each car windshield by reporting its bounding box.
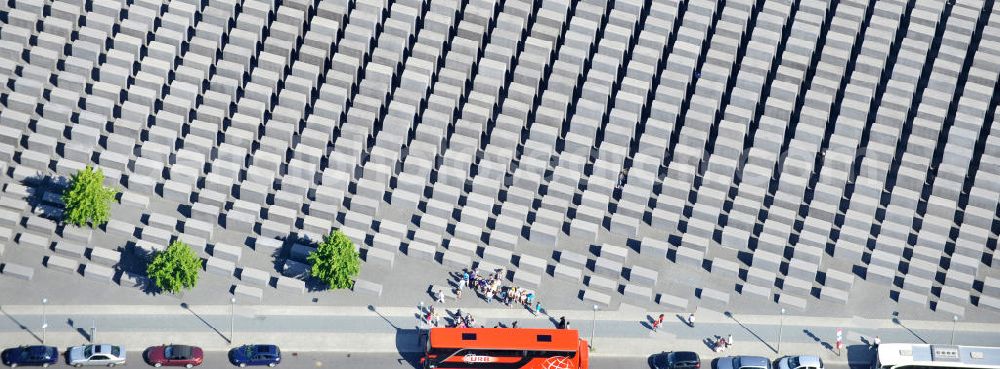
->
[789,358,800,369]
[164,346,172,358]
[111,346,121,357]
[84,345,94,358]
[245,346,255,355]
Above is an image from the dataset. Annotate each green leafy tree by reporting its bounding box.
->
[307,230,361,289]
[62,166,118,227]
[147,240,201,294]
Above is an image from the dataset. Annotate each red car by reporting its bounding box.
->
[146,345,204,368]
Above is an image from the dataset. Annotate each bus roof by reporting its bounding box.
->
[878,343,1000,368]
[428,328,579,351]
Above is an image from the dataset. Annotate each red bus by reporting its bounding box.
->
[421,327,589,369]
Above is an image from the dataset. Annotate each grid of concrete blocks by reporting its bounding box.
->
[0,0,998,314]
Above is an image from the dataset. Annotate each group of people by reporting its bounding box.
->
[448,308,478,328]
[422,306,482,328]
[650,312,696,332]
[421,267,549,329]
[460,267,542,313]
[713,334,733,352]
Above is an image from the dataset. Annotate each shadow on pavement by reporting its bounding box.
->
[180,302,229,343]
[724,311,776,353]
[0,306,42,343]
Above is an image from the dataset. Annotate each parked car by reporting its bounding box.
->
[229,344,281,367]
[67,344,127,367]
[777,356,824,369]
[146,345,204,368]
[1,345,58,367]
[653,351,701,369]
[718,356,773,369]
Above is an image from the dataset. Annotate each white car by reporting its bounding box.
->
[777,356,824,369]
[67,344,126,367]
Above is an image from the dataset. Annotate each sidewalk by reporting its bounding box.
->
[2,304,997,364]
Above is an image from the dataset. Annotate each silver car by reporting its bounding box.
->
[67,344,126,367]
[777,356,824,369]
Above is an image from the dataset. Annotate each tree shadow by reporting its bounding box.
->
[304,277,328,292]
[116,269,161,295]
[21,173,69,221]
[0,306,42,343]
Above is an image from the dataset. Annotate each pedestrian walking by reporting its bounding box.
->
[727,334,733,348]
[425,306,435,325]
[651,319,660,332]
[511,321,518,328]
[688,313,695,327]
[534,301,543,315]
[462,270,470,286]
[436,289,445,303]
[873,336,881,349]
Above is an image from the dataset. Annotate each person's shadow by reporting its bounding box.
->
[675,314,690,326]
[548,316,560,327]
[703,338,717,351]
[640,315,653,330]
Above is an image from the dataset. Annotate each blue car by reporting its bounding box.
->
[229,345,280,367]
[1,345,58,367]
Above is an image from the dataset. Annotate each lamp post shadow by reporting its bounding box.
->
[1,307,43,343]
[892,313,927,344]
[180,302,230,343]
[724,311,777,353]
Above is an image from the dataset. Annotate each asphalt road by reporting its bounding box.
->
[6,351,855,369]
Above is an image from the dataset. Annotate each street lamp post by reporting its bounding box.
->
[590,305,598,350]
[778,308,786,355]
[230,297,236,345]
[91,319,96,343]
[951,316,958,345]
[41,298,48,344]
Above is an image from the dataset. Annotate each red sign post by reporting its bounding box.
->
[836,328,843,356]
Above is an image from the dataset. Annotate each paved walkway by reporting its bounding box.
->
[2,304,997,364]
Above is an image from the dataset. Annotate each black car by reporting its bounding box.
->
[653,351,701,369]
[1,345,59,367]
